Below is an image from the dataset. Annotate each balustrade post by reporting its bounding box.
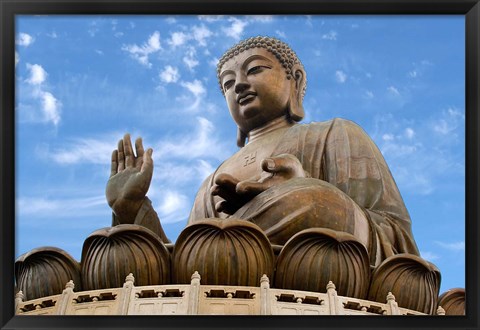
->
[15,291,24,314]
[326,281,342,315]
[117,273,135,315]
[188,271,201,315]
[55,280,75,315]
[386,292,401,315]
[260,274,270,315]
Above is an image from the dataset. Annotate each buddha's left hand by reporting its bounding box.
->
[236,153,308,197]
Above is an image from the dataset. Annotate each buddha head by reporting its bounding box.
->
[217,36,307,147]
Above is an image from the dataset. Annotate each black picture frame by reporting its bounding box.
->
[1,1,478,329]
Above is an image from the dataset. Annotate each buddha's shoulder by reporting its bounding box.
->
[295,117,364,132]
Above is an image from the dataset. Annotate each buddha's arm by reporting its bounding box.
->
[111,198,170,243]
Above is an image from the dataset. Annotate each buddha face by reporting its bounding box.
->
[219,48,294,134]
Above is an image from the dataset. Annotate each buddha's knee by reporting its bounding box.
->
[243,178,370,248]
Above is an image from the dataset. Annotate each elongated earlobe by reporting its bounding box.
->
[287,68,305,122]
[237,127,247,147]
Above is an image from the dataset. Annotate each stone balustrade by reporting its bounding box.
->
[15,272,445,316]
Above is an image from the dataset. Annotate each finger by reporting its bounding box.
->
[117,139,125,172]
[215,200,238,215]
[110,150,118,177]
[123,133,134,168]
[140,148,154,174]
[135,137,145,157]
[236,180,269,197]
[261,154,301,175]
[210,183,239,203]
[214,173,240,189]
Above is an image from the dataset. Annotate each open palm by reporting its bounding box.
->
[106,134,153,223]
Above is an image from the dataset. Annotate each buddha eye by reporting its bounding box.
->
[247,65,269,75]
[223,80,234,92]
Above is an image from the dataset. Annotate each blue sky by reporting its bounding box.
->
[15,15,465,295]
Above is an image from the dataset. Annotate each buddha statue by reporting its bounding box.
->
[16,36,444,315]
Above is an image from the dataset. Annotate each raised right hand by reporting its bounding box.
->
[106,133,153,223]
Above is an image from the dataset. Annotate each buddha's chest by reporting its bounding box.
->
[216,132,285,182]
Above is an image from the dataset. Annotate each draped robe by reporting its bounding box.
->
[187,118,419,266]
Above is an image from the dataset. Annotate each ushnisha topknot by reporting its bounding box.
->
[217,36,307,99]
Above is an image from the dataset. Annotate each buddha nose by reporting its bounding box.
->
[234,73,249,94]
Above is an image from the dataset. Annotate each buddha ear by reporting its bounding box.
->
[287,65,306,122]
[237,127,247,147]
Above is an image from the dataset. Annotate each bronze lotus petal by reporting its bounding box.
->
[81,224,170,290]
[15,246,81,301]
[172,218,274,286]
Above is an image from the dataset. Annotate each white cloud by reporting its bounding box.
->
[158,191,189,215]
[420,251,440,262]
[435,241,465,252]
[15,51,19,67]
[387,86,400,96]
[17,195,107,218]
[275,30,287,39]
[405,127,415,139]
[209,57,219,67]
[165,17,177,24]
[183,47,199,70]
[48,136,118,165]
[192,24,213,46]
[26,63,47,85]
[155,117,229,161]
[322,30,337,40]
[248,15,273,22]
[122,31,161,68]
[47,31,58,38]
[223,17,248,40]
[364,91,374,99]
[335,70,347,83]
[382,133,394,141]
[181,79,206,98]
[16,32,34,46]
[432,107,464,136]
[198,15,225,22]
[408,70,418,78]
[160,65,180,83]
[168,31,188,47]
[41,91,61,126]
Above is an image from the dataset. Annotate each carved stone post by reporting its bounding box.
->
[117,273,135,315]
[437,306,446,315]
[15,291,24,314]
[188,271,201,315]
[386,292,401,315]
[260,274,270,315]
[56,280,75,315]
[326,281,342,315]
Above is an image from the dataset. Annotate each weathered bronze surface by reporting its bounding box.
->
[16,36,459,314]
[437,288,466,315]
[15,247,81,301]
[80,224,170,290]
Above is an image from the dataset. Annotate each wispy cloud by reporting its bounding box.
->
[335,70,347,83]
[168,31,188,48]
[17,195,108,218]
[16,32,34,46]
[156,190,190,224]
[183,47,199,70]
[26,63,47,85]
[122,31,161,68]
[432,107,465,136]
[159,65,180,83]
[387,86,400,96]
[45,135,118,165]
[222,17,248,40]
[22,63,61,126]
[420,251,440,262]
[192,24,213,46]
[322,30,337,40]
[435,241,465,252]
